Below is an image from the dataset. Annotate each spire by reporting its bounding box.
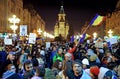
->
[116,0,120,10]
[59,1,65,14]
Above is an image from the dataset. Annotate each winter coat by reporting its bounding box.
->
[0,51,7,78]
[68,46,77,60]
[98,67,109,79]
[44,68,56,79]
[2,71,21,79]
[53,54,64,63]
[78,70,92,79]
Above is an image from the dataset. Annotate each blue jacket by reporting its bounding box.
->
[0,51,7,78]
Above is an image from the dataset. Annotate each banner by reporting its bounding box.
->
[20,25,27,36]
[4,39,12,45]
[28,33,36,44]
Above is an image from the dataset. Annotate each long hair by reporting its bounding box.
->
[52,60,62,70]
[62,60,73,79]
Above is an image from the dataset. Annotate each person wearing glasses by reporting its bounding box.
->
[23,60,35,79]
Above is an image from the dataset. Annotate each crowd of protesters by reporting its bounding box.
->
[0,37,120,79]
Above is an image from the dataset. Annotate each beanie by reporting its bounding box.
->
[90,66,100,76]
[82,58,89,65]
[90,55,97,62]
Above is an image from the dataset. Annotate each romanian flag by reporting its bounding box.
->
[79,33,86,43]
[89,14,106,26]
[70,35,74,43]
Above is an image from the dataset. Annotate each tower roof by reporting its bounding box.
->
[116,0,120,10]
[59,5,65,14]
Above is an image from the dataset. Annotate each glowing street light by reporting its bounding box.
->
[44,32,47,37]
[93,32,97,39]
[108,29,113,38]
[37,28,42,34]
[8,15,20,34]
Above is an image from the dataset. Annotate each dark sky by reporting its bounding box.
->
[23,0,118,33]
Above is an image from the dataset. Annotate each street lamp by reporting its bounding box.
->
[93,32,97,39]
[37,28,42,35]
[44,32,47,37]
[44,32,47,41]
[108,29,113,38]
[8,15,20,34]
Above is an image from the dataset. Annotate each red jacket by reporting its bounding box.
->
[68,46,77,60]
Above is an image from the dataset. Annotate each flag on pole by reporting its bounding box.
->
[79,33,86,43]
[89,14,106,26]
[70,35,74,43]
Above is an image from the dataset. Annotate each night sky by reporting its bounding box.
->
[23,0,118,33]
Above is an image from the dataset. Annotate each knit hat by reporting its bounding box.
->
[82,58,89,65]
[74,59,82,66]
[65,53,72,57]
[90,66,100,76]
[90,55,97,62]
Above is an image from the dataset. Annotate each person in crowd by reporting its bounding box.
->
[23,60,35,79]
[31,50,37,58]
[117,65,120,78]
[89,54,101,67]
[19,49,27,69]
[103,70,118,79]
[36,52,45,67]
[45,46,53,68]
[2,64,22,79]
[5,51,19,72]
[56,60,73,79]
[107,62,119,78]
[101,52,112,67]
[27,54,32,60]
[67,42,78,60]
[74,46,82,60]
[24,45,31,55]
[31,66,45,79]
[64,52,72,61]
[72,61,92,79]
[85,65,116,79]
[89,66,100,79]
[53,48,64,63]
[52,60,62,76]
[44,68,56,79]
[50,46,57,68]
[62,52,74,72]
[0,48,8,78]
[82,58,90,69]
[112,48,120,65]
[40,45,45,57]
[87,44,95,57]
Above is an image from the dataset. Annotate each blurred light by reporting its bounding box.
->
[108,29,113,38]
[8,15,20,34]
[93,32,97,39]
